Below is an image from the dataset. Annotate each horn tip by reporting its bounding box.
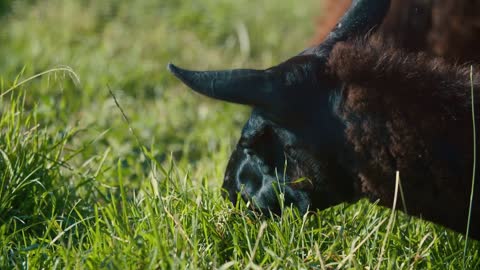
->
[167,62,178,74]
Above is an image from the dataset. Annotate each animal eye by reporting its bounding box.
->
[239,127,268,148]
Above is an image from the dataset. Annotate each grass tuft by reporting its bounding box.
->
[464,65,478,267]
[0,0,479,269]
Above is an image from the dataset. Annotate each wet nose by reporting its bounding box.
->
[237,149,264,198]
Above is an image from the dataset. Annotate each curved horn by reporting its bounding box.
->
[301,0,391,56]
[168,0,391,106]
[167,63,277,106]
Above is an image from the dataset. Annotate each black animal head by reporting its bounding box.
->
[168,0,391,214]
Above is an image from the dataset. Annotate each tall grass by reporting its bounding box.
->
[0,0,479,268]
[464,65,478,267]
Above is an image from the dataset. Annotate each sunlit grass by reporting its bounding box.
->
[0,0,479,268]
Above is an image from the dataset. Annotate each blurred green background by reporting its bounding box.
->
[0,0,318,186]
[1,1,479,268]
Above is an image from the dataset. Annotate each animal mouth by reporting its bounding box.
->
[233,147,311,215]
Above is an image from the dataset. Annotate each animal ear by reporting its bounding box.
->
[301,0,391,56]
[168,55,323,107]
[167,63,277,107]
[168,0,391,107]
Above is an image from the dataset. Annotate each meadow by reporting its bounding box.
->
[0,0,479,268]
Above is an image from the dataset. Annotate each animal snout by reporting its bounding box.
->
[237,156,264,198]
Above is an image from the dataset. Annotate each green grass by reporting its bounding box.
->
[0,0,479,268]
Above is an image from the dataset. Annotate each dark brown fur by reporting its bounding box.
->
[429,0,480,62]
[314,0,480,62]
[327,37,480,237]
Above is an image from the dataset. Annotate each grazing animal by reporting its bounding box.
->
[168,0,480,239]
[313,0,480,62]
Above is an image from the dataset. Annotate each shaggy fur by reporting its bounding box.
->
[314,0,480,61]
[327,37,480,238]
[429,0,480,62]
[172,0,480,239]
